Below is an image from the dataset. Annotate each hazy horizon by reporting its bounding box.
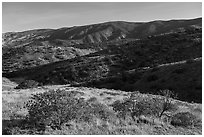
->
[3,2,202,33]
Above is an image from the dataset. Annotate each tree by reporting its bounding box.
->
[159,89,177,117]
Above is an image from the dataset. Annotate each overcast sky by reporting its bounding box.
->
[2,2,202,33]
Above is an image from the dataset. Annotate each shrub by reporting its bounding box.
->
[171,112,201,127]
[15,80,41,89]
[112,90,177,121]
[26,89,115,130]
[26,89,84,129]
[111,97,163,120]
[111,100,132,119]
[131,98,163,118]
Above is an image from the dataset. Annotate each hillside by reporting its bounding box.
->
[85,59,202,103]
[4,26,202,102]
[2,18,201,72]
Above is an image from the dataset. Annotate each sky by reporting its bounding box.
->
[2,2,202,33]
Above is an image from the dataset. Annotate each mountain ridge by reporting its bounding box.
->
[3,17,201,34]
[3,17,202,43]
[2,17,202,73]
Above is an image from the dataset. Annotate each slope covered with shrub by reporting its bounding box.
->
[89,59,202,103]
[2,18,201,72]
[4,27,202,102]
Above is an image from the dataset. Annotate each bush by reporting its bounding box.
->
[111,100,133,119]
[131,98,164,118]
[171,112,200,127]
[112,90,177,120]
[26,90,83,129]
[26,89,115,130]
[112,97,162,120]
[15,80,41,89]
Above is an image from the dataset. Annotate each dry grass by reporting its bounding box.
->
[2,84,202,135]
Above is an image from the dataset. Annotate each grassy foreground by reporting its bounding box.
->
[2,80,202,135]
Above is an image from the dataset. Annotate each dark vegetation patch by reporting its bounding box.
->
[15,80,42,89]
[171,112,201,127]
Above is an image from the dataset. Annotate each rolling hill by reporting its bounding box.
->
[4,25,202,102]
[2,18,201,72]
